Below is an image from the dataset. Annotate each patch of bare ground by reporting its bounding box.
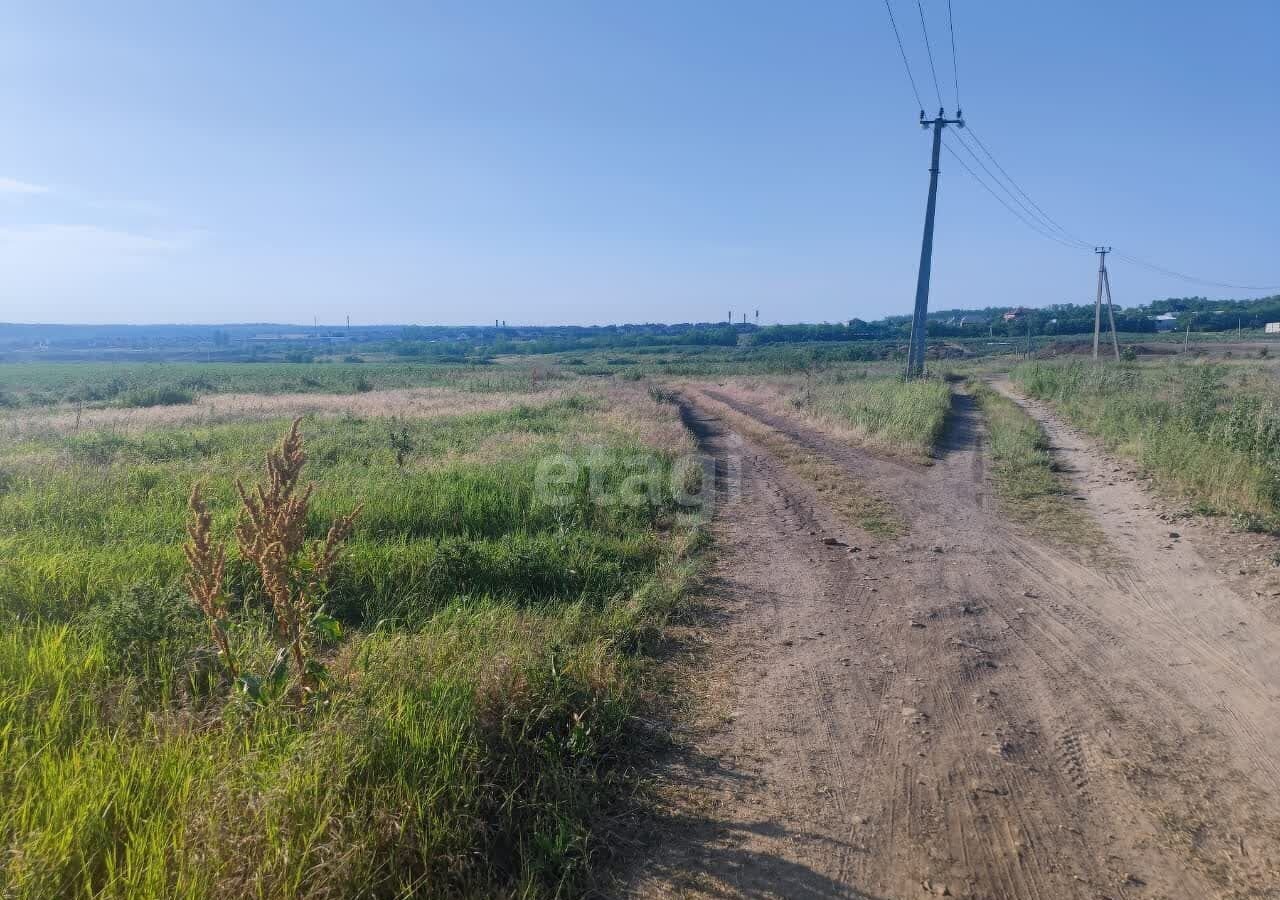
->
[991,378,1280,623]
[627,381,1280,899]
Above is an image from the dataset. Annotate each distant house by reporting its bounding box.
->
[1266,322,1280,335]
[1153,313,1179,332]
[1002,307,1026,322]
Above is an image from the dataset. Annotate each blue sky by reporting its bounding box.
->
[0,1,1276,326]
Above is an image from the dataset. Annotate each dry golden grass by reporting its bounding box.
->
[596,382,698,455]
[0,387,575,439]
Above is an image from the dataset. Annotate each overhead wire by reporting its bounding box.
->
[949,129,1092,249]
[1109,253,1280,293]
[883,0,925,110]
[961,125,1091,247]
[946,0,961,111]
[916,0,945,108]
[950,134,1280,290]
[942,140,1090,251]
[883,1,1278,294]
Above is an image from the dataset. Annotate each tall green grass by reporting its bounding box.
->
[785,372,952,458]
[1013,360,1280,528]
[0,395,702,897]
[970,381,1098,545]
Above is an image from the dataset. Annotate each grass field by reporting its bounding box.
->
[0,367,704,898]
[694,371,952,462]
[969,381,1099,546]
[1013,359,1280,530]
[0,361,552,409]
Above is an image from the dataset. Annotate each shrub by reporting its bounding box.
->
[85,583,203,680]
[117,386,195,408]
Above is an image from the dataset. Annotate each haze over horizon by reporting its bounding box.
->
[1,1,1276,327]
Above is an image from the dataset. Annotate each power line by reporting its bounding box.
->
[950,129,1092,249]
[881,5,1277,297]
[946,136,1280,290]
[946,0,961,111]
[883,0,924,110]
[943,139,1092,251]
[916,1,945,108]
[961,125,1091,247]
[1110,252,1280,293]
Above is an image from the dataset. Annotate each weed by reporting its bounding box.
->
[387,417,414,466]
[86,583,203,681]
[231,418,360,694]
[184,484,236,678]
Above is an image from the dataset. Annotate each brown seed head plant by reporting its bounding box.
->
[183,417,361,698]
[235,417,361,690]
[184,483,236,678]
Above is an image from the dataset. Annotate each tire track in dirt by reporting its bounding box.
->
[628,382,1280,899]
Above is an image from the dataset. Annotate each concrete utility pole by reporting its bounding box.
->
[905,108,965,379]
[1091,247,1121,361]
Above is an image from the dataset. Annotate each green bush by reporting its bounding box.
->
[117,386,196,408]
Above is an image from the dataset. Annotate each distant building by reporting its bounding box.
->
[1002,307,1026,322]
[1153,313,1179,332]
[1265,322,1280,334]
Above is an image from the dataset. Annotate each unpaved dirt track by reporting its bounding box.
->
[627,383,1280,900]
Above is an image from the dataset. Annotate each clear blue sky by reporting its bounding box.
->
[0,1,1276,326]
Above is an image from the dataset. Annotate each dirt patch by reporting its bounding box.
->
[628,381,1280,899]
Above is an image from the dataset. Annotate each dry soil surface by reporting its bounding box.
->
[626,382,1280,900]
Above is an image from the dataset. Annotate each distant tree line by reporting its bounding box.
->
[745,293,1280,345]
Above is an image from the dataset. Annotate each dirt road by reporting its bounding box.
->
[627,383,1280,899]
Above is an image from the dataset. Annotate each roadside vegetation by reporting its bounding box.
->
[781,372,952,460]
[0,372,703,898]
[969,381,1100,546]
[1013,359,1280,530]
[687,370,952,462]
[685,387,902,536]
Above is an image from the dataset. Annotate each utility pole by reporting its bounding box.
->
[905,108,965,378]
[1091,247,1120,362]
